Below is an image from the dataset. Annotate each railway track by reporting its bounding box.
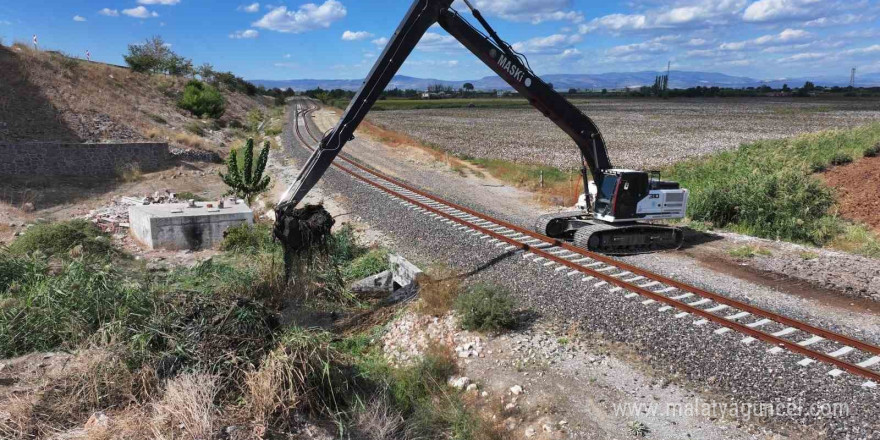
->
[290,98,879,387]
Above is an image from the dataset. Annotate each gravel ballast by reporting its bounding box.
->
[282,100,879,439]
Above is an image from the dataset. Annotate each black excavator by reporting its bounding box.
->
[275,0,689,255]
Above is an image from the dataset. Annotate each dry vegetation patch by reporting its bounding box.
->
[0,44,267,153]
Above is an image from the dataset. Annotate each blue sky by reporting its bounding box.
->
[1,0,878,81]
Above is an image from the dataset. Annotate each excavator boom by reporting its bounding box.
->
[277,0,612,212]
[276,0,686,256]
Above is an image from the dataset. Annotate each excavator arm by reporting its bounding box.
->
[277,0,612,212]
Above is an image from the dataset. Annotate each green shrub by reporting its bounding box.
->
[829,152,853,166]
[865,143,880,157]
[175,191,207,202]
[454,283,517,332]
[668,123,880,245]
[178,80,226,119]
[7,220,114,257]
[221,223,276,254]
[246,108,265,132]
[220,138,271,205]
[0,257,153,357]
[344,248,388,281]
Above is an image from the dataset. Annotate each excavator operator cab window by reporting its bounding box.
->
[594,174,619,217]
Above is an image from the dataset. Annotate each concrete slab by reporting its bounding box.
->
[129,200,253,250]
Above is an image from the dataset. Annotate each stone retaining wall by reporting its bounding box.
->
[0,142,172,177]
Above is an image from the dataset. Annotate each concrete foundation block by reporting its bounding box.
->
[129,201,253,250]
[390,253,423,288]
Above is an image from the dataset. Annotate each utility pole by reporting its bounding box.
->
[850,67,856,88]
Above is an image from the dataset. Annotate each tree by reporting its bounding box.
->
[219,138,271,205]
[568,88,578,94]
[782,83,791,93]
[178,80,226,118]
[462,82,474,91]
[124,36,170,73]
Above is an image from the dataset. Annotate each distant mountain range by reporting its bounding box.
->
[251,70,880,92]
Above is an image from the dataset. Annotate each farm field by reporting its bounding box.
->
[366,97,880,170]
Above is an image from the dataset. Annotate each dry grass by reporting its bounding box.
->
[117,163,143,182]
[150,372,219,440]
[354,396,406,440]
[0,350,147,439]
[415,268,462,317]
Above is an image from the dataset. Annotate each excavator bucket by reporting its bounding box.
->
[274,204,335,278]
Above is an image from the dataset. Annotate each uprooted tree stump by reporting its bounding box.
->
[274,203,335,280]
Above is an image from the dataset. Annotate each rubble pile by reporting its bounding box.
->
[85,190,193,232]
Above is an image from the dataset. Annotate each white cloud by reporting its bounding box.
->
[743,0,825,22]
[98,8,119,17]
[452,0,583,24]
[229,29,259,39]
[686,38,710,47]
[137,0,180,4]
[804,14,867,27]
[253,0,346,33]
[416,32,464,52]
[511,34,582,54]
[405,59,461,67]
[843,44,880,55]
[283,53,292,58]
[559,48,582,59]
[274,62,297,68]
[607,37,672,57]
[73,15,86,22]
[778,52,825,62]
[238,2,260,13]
[581,0,746,33]
[372,37,389,46]
[123,6,159,18]
[341,30,373,41]
[720,28,812,50]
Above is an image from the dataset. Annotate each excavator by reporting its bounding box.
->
[276,0,689,255]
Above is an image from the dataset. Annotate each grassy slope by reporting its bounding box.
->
[667,122,880,255]
[0,43,267,152]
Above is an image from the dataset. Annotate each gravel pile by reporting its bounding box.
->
[284,100,880,439]
[367,98,880,170]
[381,312,484,367]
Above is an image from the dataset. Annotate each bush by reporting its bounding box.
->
[221,223,276,254]
[178,80,226,119]
[829,152,853,166]
[344,248,388,281]
[175,191,207,202]
[865,143,880,157]
[0,257,153,357]
[7,220,115,257]
[454,283,517,332]
[668,124,880,245]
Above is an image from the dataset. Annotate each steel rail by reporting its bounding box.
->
[290,99,880,383]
